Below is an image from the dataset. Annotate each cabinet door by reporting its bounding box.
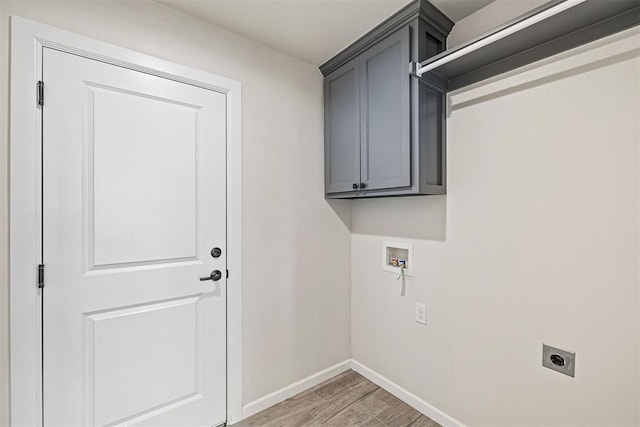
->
[360,27,411,191]
[324,58,361,194]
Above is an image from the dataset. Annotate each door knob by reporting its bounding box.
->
[352,183,358,190]
[200,270,222,281]
[359,183,366,189]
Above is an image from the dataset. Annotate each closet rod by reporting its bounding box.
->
[415,0,586,77]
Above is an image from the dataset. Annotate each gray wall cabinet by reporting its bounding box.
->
[321,0,453,199]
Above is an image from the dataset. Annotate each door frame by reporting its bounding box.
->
[9,16,243,426]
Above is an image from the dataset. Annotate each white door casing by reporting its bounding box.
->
[9,17,243,426]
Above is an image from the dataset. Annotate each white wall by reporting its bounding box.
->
[351,21,640,427]
[0,0,8,422]
[0,1,352,423]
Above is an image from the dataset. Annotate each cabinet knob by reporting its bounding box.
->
[360,183,366,189]
[352,183,358,190]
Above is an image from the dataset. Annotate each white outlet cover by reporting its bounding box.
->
[415,303,427,325]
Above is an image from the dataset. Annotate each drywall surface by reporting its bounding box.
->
[0,1,351,423]
[351,26,640,426]
[0,0,7,423]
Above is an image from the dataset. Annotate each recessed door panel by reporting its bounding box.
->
[89,86,199,267]
[325,58,360,194]
[86,297,200,425]
[360,27,411,191]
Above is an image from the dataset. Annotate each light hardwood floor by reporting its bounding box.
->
[236,370,441,427]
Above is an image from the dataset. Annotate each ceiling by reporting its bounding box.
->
[158,0,495,65]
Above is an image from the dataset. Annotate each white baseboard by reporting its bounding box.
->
[350,359,464,427]
[239,359,463,427]
[240,359,351,421]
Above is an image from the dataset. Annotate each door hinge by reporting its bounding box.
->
[37,264,45,289]
[37,81,44,108]
[226,269,229,279]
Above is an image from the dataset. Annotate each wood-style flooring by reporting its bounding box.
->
[235,370,441,427]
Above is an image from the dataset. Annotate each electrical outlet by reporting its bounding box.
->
[415,303,427,325]
[542,343,575,377]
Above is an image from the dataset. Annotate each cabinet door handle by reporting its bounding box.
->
[352,183,358,190]
[359,183,366,189]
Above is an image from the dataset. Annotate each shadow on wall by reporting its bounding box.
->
[326,199,352,230]
[348,195,447,241]
[449,48,640,113]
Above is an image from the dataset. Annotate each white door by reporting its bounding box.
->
[42,47,227,426]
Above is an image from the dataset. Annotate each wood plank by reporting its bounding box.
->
[324,388,390,426]
[370,387,399,406]
[310,378,379,423]
[314,370,367,398]
[376,398,423,426]
[237,388,324,426]
[362,417,388,427]
[409,414,441,427]
[238,369,441,427]
[262,409,322,427]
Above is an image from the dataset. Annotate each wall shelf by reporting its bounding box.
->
[418,0,640,92]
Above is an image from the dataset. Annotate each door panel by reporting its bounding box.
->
[360,27,411,191]
[324,58,360,194]
[43,47,226,426]
[87,297,199,426]
[90,86,199,266]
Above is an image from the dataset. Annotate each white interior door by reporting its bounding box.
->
[42,47,227,426]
